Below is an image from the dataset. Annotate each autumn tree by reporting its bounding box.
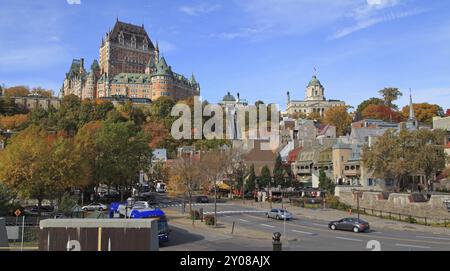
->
[168,155,202,217]
[31,87,54,98]
[75,121,104,199]
[323,105,352,136]
[362,129,447,191]
[4,86,30,97]
[200,150,236,225]
[401,103,444,124]
[150,161,169,183]
[307,111,323,123]
[0,114,29,130]
[379,88,403,109]
[356,97,385,114]
[0,125,85,215]
[362,104,404,122]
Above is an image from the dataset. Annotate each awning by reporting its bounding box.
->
[218,183,231,190]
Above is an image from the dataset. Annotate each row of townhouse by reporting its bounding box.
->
[281,117,434,191]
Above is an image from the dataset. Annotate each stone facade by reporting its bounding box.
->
[11,94,60,110]
[286,75,345,116]
[62,20,200,102]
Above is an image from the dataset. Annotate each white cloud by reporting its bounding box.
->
[332,8,425,39]
[179,4,220,16]
[67,0,81,4]
[367,0,399,8]
[210,27,268,40]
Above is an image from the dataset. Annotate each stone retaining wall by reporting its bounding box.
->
[338,191,450,219]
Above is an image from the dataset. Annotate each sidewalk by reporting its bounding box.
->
[229,200,450,235]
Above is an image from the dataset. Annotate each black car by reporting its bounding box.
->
[328,218,370,233]
[196,196,209,203]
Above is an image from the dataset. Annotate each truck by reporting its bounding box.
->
[155,182,166,193]
[109,202,170,243]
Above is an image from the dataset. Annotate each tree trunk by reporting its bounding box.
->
[214,179,217,227]
[37,198,42,217]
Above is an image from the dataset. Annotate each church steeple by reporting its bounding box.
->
[409,88,415,121]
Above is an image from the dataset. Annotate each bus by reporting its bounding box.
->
[110,203,170,243]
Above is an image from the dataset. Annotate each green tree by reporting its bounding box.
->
[259,165,271,188]
[95,121,152,200]
[57,94,81,135]
[379,88,403,110]
[273,154,284,188]
[318,169,335,194]
[245,164,256,193]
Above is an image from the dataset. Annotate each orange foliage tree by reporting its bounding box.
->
[362,104,404,123]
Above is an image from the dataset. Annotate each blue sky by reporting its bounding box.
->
[1,0,450,110]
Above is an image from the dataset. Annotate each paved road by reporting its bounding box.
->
[152,193,450,251]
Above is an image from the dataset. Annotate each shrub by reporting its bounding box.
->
[326,195,352,211]
[189,210,200,220]
[405,216,417,224]
[204,215,215,226]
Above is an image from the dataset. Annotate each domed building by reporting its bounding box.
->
[286,75,345,116]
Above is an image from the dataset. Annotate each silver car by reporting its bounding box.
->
[266,209,293,220]
[82,203,108,212]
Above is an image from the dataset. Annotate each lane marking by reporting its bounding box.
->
[240,213,450,246]
[395,244,431,249]
[336,237,363,242]
[416,236,450,241]
[292,230,314,235]
[312,223,327,227]
[239,219,249,223]
[260,224,275,228]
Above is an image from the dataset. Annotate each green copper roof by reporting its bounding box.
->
[155,57,172,76]
[307,75,322,87]
[112,73,151,84]
[222,92,236,102]
[190,73,197,85]
[91,60,100,70]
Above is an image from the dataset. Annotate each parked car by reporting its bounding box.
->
[82,203,108,212]
[132,201,151,209]
[196,196,209,203]
[266,209,293,220]
[328,218,370,233]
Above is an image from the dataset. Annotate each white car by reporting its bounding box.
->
[82,203,108,212]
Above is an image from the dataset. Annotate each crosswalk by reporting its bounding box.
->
[151,203,233,209]
[202,210,267,215]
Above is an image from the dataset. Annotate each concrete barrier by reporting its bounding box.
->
[38,219,159,251]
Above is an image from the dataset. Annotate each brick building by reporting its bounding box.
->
[62,19,200,101]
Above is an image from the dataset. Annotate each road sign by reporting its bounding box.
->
[14,209,21,217]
